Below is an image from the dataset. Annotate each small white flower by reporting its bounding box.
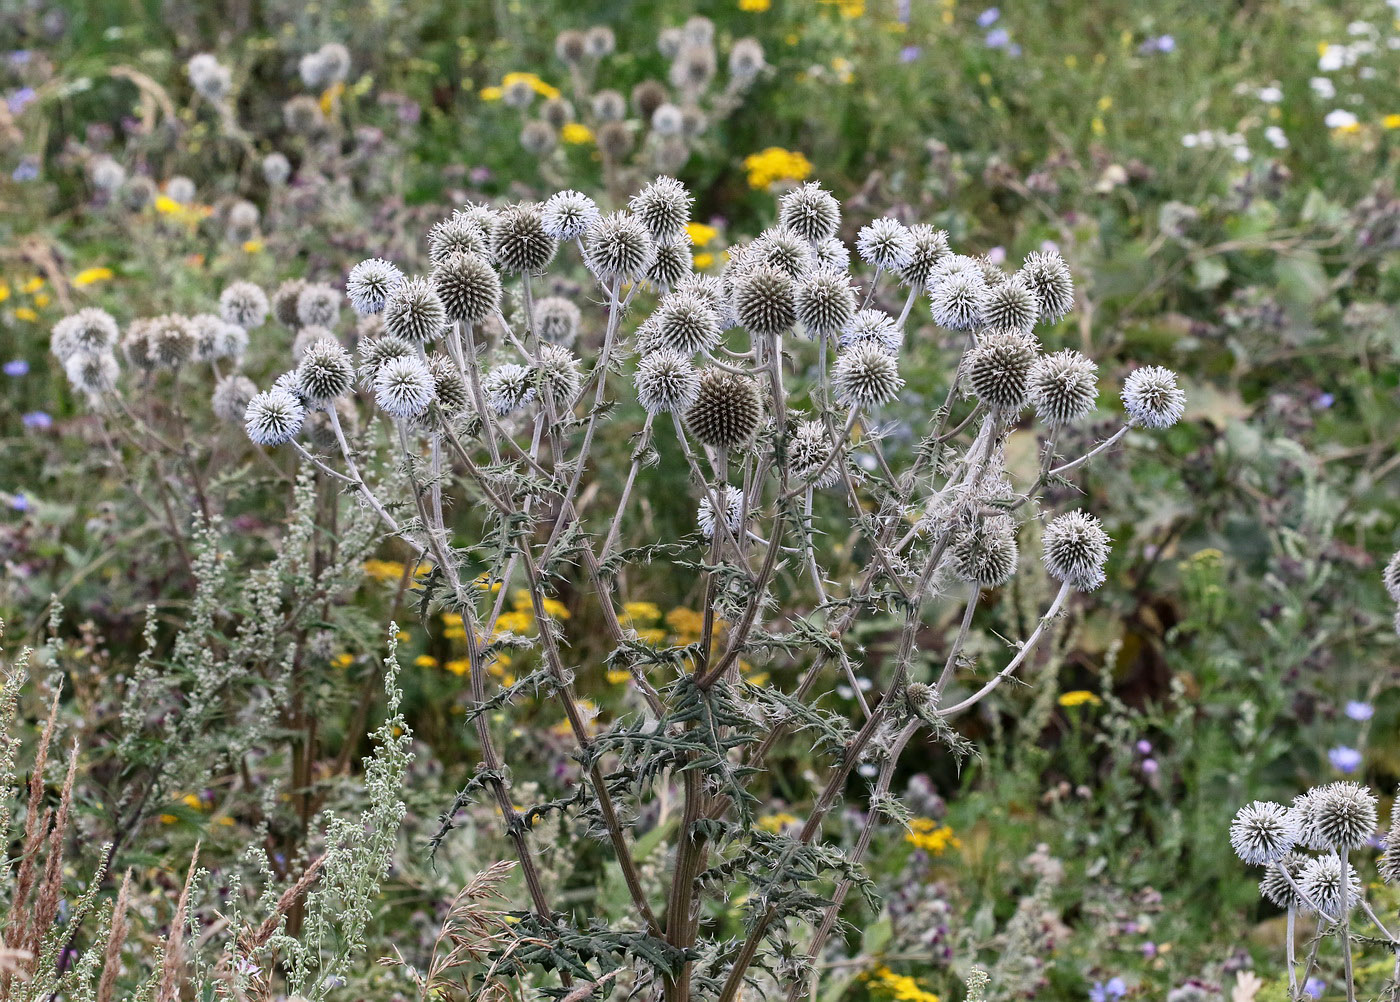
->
[1324,109,1358,129]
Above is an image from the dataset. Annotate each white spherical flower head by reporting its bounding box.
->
[790,421,841,488]
[433,252,502,324]
[698,485,745,539]
[1311,781,1378,850]
[383,277,448,343]
[584,212,657,284]
[541,189,601,241]
[1030,349,1098,426]
[898,224,951,289]
[533,344,582,412]
[1229,801,1300,865]
[187,53,232,101]
[635,350,701,415]
[427,213,490,263]
[1122,365,1186,429]
[295,338,355,407]
[979,274,1041,333]
[1299,854,1363,916]
[64,351,120,397]
[795,268,857,340]
[346,258,405,316]
[951,515,1020,588]
[647,236,694,290]
[929,269,987,331]
[374,355,435,420]
[814,237,850,272]
[732,264,797,337]
[1259,853,1309,910]
[630,176,692,241]
[965,329,1038,410]
[212,374,258,423]
[52,308,119,359]
[296,283,342,329]
[856,217,915,272]
[491,202,558,275]
[220,281,269,328]
[1019,249,1075,322]
[651,292,722,355]
[839,309,902,355]
[1042,509,1111,591]
[1385,549,1400,604]
[833,343,904,409]
[534,296,582,346]
[483,362,537,416]
[778,182,841,243]
[245,387,305,446]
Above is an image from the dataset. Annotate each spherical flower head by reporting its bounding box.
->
[273,279,308,328]
[778,182,841,243]
[555,29,587,64]
[428,213,490,264]
[383,277,448,343]
[1382,804,1400,885]
[166,176,196,206]
[833,342,904,409]
[795,268,857,340]
[245,387,305,446]
[220,281,269,328]
[433,252,502,324]
[295,338,355,406]
[491,203,557,275]
[121,321,155,371]
[227,200,260,239]
[729,37,765,82]
[584,212,657,284]
[652,292,721,355]
[676,273,736,329]
[503,78,535,109]
[64,350,119,397]
[1019,249,1075,322]
[187,53,232,101]
[856,217,915,272]
[747,228,815,280]
[483,362,537,416]
[1299,853,1363,916]
[1291,788,1331,851]
[685,369,762,450]
[534,296,581,346]
[541,96,572,130]
[814,237,850,272]
[1310,781,1378,850]
[296,283,341,329]
[1385,550,1400,604]
[966,329,1038,410]
[630,176,692,241]
[212,374,257,423]
[1259,852,1310,909]
[898,225,951,289]
[347,259,405,316]
[1122,365,1186,429]
[635,349,700,414]
[839,309,902,355]
[262,152,291,186]
[292,326,337,362]
[219,323,249,362]
[592,89,626,122]
[1030,349,1098,426]
[979,274,1041,333]
[374,355,435,420]
[951,515,1019,587]
[90,157,126,192]
[283,95,326,135]
[658,26,684,59]
[651,103,684,137]
[670,40,717,90]
[190,314,236,362]
[929,269,987,331]
[541,189,600,241]
[732,264,797,337]
[149,314,197,369]
[1229,801,1300,865]
[585,25,616,58]
[357,334,415,389]
[698,485,744,539]
[121,175,156,210]
[520,120,558,157]
[1042,509,1111,592]
[648,236,694,290]
[790,420,841,488]
[52,308,118,359]
[411,355,470,431]
[534,344,582,413]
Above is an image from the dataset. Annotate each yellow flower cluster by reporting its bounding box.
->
[155,194,213,225]
[3,276,50,321]
[481,71,561,102]
[738,0,771,10]
[742,147,813,189]
[362,559,434,582]
[1058,690,1102,708]
[904,818,961,855]
[73,266,114,287]
[757,811,799,833]
[561,122,594,144]
[867,967,940,1002]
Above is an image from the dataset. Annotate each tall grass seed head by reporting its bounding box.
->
[1229,801,1300,865]
[542,189,601,241]
[966,328,1038,410]
[839,308,902,355]
[433,252,502,323]
[245,386,305,445]
[220,281,270,328]
[795,267,856,339]
[1030,349,1098,425]
[833,342,904,409]
[635,349,700,414]
[347,259,405,316]
[374,354,435,419]
[584,212,656,284]
[631,176,692,241]
[732,263,797,336]
[686,368,762,450]
[383,277,448,343]
[778,182,841,243]
[1122,365,1186,429]
[856,217,915,272]
[1042,509,1111,591]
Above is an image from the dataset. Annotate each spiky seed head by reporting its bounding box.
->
[52,308,119,359]
[433,252,502,324]
[633,80,668,121]
[534,296,581,346]
[795,268,857,340]
[597,121,633,159]
[212,374,258,423]
[1310,782,1378,850]
[584,212,657,283]
[732,264,796,337]
[165,176,196,205]
[190,314,234,362]
[64,351,119,396]
[414,354,470,430]
[652,292,721,355]
[833,343,904,409]
[856,217,915,272]
[1299,854,1363,915]
[520,120,558,156]
[541,96,573,130]
[121,321,155,371]
[542,189,600,241]
[670,41,717,89]
[814,237,850,272]
[292,326,338,363]
[635,350,700,414]
[729,37,765,82]
[778,182,840,243]
[790,420,841,488]
[555,29,587,64]
[428,213,490,264]
[676,273,735,328]
[357,334,415,389]
[220,282,269,328]
[1122,365,1186,429]
[121,175,156,210]
[929,269,987,331]
[383,277,448,343]
[1259,853,1310,909]
[262,152,291,186]
[630,176,692,241]
[296,283,341,329]
[295,338,355,406]
[1042,510,1111,592]
[1385,551,1400,604]
[283,95,325,134]
[747,228,814,280]
[226,200,260,240]
[651,103,684,137]
[483,362,536,415]
[1030,349,1098,426]
[1381,803,1400,884]
[585,25,616,58]
[592,89,626,122]
[658,26,684,59]
[245,387,305,445]
[698,485,744,538]
[966,329,1038,410]
[979,274,1040,333]
[1229,801,1300,865]
[1291,788,1331,851]
[491,203,558,275]
[347,259,404,316]
[648,237,694,290]
[374,355,435,419]
[839,309,902,355]
[1019,249,1075,322]
[685,369,762,450]
[219,323,249,362]
[148,315,197,368]
[898,225,951,289]
[952,515,1020,587]
[272,279,308,328]
[533,344,582,413]
[977,256,1008,287]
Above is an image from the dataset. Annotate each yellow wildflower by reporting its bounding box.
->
[442,612,464,627]
[0,282,9,302]
[665,607,705,641]
[743,147,813,189]
[319,81,345,115]
[332,653,354,669]
[1091,117,1106,137]
[624,601,662,622]
[14,307,37,322]
[72,266,114,287]
[635,627,668,646]
[868,966,940,1002]
[480,85,504,101]
[904,818,961,855]
[561,122,594,144]
[160,813,179,825]
[501,72,560,100]
[180,793,204,810]
[606,668,632,685]
[496,611,534,634]
[414,654,439,668]
[444,626,467,640]
[242,239,264,253]
[32,293,49,308]
[1058,690,1102,707]
[20,277,43,294]
[1097,95,1113,112]
[758,812,798,833]
[830,57,854,84]
[739,0,771,10]
[363,559,407,582]
[684,221,719,246]
[445,659,470,676]
[1383,114,1400,129]
[693,252,715,270]
[540,596,571,619]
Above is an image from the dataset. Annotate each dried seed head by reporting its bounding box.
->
[633,80,668,121]
[1019,249,1075,322]
[670,41,717,89]
[979,274,1040,333]
[122,321,156,371]
[636,350,701,414]
[839,309,902,355]
[534,296,581,346]
[795,267,857,340]
[347,258,405,316]
[541,97,573,130]
[1259,852,1310,909]
[833,342,904,409]
[951,515,1020,587]
[555,29,587,65]
[966,329,1038,410]
[1122,365,1186,429]
[1229,801,1299,865]
[778,182,841,243]
[166,176,196,205]
[651,102,684,137]
[357,334,415,389]
[121,175,156,210]
[648,236,694,291]
[698,485,744,538]
[929,269,987,331]
[273,279,308,328]
[658,26,684,59]
[428,213,490,264]
[292,326,337,362]
[1385,551,1400,604]
[790,420,841,488]
[51,308,118,360]
[190,314,237,362]
[433,252,502,324]
[262,152,291,186]
[1030,349,1098,426]
[856,217,915,272]
[685,369,762,450]
[491,203,558,274]
[64,350,120,397]
[898,225,951,289]
[483,362,536,415]
[148,314,197,369]
[374,355,435,419]
[282,95,326,134]
[652,292,721,355]
[220,281,269,328]
[295,338,355,406]
[732,264,797,336]
[585,25,616,58]
[584,212,657,284]
[597,121,633,160]
[212,373,258,423]
[503,78,535,109]
[1299,854,1363,916]
[383,277,448,343]
[1042,509,1111,592]
[630,176,692,241]
[226,200,260,240]
[245,387,305,445]
[542,189,601,241]
[729,38,766,83]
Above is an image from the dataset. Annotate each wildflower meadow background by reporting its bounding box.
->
[2,0,1400,1001]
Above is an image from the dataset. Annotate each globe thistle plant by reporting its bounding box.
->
[1041,510,1111,591]
[383,277,448,343]
[220,282,270,329]
[1122,365,1187,429]
[685,369,761,450]
[541,190,601,241]
[1229,801,1300,865]
[347,259,405,316]
[778,182,841,243]
[374,355,435,420]
[635,350,701,415]
[245,387,305,445]
[833,343,904,409]
[856,217,915,272]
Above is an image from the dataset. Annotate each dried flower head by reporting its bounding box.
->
[839,309,902,355]
[833,343,904,409]
[483,362,537,416]
[686,369,762,450]
[245,387,305,445]
[542,190,601,241]
[273,279,308,328]
[52,308,119,360]
[966,329,1038,410]
[795,268,857,340]
[630,176,692,241]
[1229,801,1299,865]
[347,259,405,316]
[148,314,197,369]
[635,350,701,414]
[374,355,435,419]
[220,282,269,328]
[1030,350,1098,426]
[1042,509,1111,591]
[729,38,766,82]
[856,217,915,272]
[732,264,797,337]
[187,53,232,101]
[64,350,120,397]
[383,277,448,343]
[1122,365,1186,429]
[433,252,503,324]
[592,89,626,122]
[555,29,587,65]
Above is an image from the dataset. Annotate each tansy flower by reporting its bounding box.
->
[606,668,632,684]
[743,147,813,189]
[694,252,715,269]
[624,601,662,622]
[445,659,470,676]
[905,818,961,854]
[72,266,114,287]
[14,307,37,322]
[1058,690,1102,707]
[501,71,560,100]
[414,654,439,668]
[318,81,345,114]
[20,277,43,294]
[1383,114,1400,130]
[561,122,593,144]
[684,221,719,246]
[480,86,504,101]
[242,239,264,253]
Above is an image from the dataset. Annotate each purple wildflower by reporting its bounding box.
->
[4,359,29,376]
[1329,746,1362,773]
[22,411,52,429]
[977,7,1000,27]
[1345,701,1374,721]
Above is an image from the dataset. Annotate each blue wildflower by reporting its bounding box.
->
[977,7,1000,27]
[22,410,52,429]
[1345,701,1374,721]
[4,359,29,377]
[1329,746,1362,773]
